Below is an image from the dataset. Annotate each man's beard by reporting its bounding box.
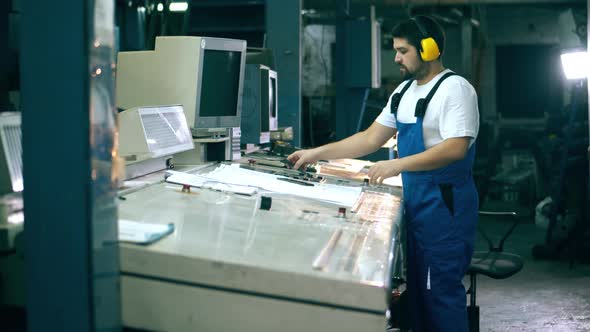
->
[400,62,428,81]
[400,66,412,80]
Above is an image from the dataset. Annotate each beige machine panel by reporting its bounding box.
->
[116,36,203,127]
[117,105,194,164]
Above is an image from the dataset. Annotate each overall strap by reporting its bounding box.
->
[414,72,457,118]
[390,80,414,117]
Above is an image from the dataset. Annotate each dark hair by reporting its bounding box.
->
[392,15,445,58]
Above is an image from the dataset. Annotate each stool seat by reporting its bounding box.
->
[468,251,524,279]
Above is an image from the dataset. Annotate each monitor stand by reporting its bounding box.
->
[174,128,241,164]
[191,127,228,138]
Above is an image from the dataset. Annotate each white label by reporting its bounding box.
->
[260,132,271,144]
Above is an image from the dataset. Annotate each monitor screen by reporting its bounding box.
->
[199,49,242,117]
[269,76,277,118]
[260,67,270,132]
[268,69,278,131]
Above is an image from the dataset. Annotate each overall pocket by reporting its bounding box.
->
[438,183,454,216]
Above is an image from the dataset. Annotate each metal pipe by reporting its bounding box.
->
[312,229,343,271]
[306,0,582,9]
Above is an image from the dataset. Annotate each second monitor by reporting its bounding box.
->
[241,64,278,146]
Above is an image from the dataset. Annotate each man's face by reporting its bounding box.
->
[393,37,426,80]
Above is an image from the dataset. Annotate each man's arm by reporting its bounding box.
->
[288,122,396,170]
[399,136,470,171]
[368,137,471,184]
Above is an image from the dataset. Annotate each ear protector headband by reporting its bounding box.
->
[411,17,441,62]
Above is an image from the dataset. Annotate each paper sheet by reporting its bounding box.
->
[166,170,258,195]
[119,219,175,244]
[317,159,403,187]
[169,165,362,207]
[383,175,403,187]
[318,159,367,173]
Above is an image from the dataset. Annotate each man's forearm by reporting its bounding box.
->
[315,131,381,160]
[398,137,470,172]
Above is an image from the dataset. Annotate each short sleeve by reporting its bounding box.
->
[439,81,479,141]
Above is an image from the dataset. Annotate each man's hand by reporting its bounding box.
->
[367,159,404,185]
[287,149,321,170]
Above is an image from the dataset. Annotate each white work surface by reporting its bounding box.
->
[119,164,403,332]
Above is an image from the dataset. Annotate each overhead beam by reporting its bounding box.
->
[380,0,582,4]
[305,0,584,10]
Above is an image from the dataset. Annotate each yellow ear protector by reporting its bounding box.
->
[411,17,441,62]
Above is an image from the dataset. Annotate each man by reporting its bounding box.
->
[288,16,479,331]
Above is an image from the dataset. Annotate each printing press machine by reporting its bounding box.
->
[0,107,405,331]
[118,159,404,332]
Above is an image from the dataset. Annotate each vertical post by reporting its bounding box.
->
[266,0,302,146]
[461,16,472,82]
[335,0,349,141]
[335,3,376,141]
[587,0,590,215]
[21,0,121,331]
[0,0,10,109]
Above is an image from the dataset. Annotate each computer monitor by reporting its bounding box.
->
[241,64,278,145]
[116,36,247,136]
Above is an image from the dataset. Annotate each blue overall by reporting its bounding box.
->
[396,80,478,331]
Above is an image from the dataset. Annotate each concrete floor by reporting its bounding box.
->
[473,215,590,332]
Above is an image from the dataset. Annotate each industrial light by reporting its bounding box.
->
[169,2,188,12]
[560,50,589,80]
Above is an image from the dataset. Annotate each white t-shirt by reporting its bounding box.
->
[375,69,479,149]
